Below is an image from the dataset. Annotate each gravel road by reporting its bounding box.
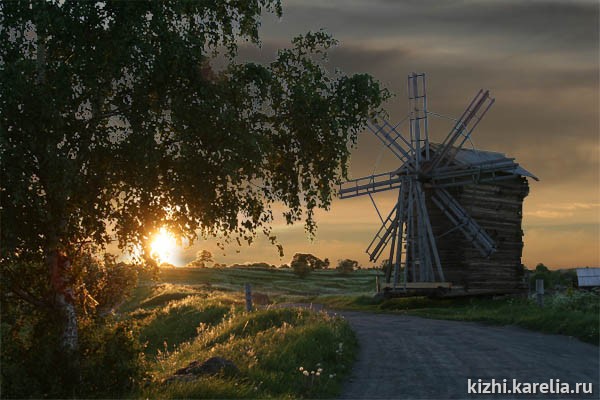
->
[338,312,599,399]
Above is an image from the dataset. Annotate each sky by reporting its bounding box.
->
[172,0,599,269]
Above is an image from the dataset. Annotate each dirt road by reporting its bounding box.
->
[338,312,599,399]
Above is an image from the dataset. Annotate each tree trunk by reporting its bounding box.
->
[48,250,79,353]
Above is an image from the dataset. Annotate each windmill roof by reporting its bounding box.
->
[430,143,539,181]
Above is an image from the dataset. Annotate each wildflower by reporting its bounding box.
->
[299,367,304,371]
[317,368,323,373]
[311,370,315,375]
[316,372,321,376]
[303,370,309,376]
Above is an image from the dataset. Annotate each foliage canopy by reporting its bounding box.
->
[0,0,387,272]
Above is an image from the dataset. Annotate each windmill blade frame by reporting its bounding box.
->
[429,89,495,171]
[338,72,537,291]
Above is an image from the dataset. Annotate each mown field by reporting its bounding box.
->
[147,267,379,299]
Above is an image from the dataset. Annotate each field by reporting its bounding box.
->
[7,266,592,399]
[140,267,599,346]
[148,267,379,299]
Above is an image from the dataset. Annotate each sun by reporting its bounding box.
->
[150,228,177,265]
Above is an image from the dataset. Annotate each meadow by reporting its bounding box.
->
[5,266,596,399]
[147,266,599,345]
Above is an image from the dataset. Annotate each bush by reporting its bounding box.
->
[74,252,139,316]
[546,290,600,313]
[79,319,147,397]
[1,313,146,398]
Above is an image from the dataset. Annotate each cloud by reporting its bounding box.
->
[525,202,600,219]
[196,0,599,269]
[277,0,599,54]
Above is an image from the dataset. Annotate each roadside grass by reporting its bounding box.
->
[140,308,356,399]
[134,296,230,354]
[318,292,600,345]
[124,280,358,398]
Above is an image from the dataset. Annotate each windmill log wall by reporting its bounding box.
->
[424,176,530,290]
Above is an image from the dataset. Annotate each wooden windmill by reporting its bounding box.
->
[339,73,537,292]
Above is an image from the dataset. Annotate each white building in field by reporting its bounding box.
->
[576,268,600,288]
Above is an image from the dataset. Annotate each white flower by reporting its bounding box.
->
[299,367,304,371]
[317,368,323,373]
[316,372,321,376]
[303,370,309,376]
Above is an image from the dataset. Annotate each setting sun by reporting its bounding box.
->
[150,228,178,265]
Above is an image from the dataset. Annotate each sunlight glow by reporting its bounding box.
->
[150,228,178,266]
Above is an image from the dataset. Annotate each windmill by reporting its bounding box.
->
[339,73,536,291]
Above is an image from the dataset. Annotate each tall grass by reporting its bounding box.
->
[141,308,357,399]
[123,284,357,398]
[134,296,230,354]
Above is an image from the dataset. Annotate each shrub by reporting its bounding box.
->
[1,313,146,398]
[79,319,147,397]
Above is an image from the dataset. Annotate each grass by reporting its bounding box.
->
[154,267,379,298]
[135,296,230,354]
[117,267,597,399]
[123,280,358,399]
[318,292,600,345]
[140,307,356,399]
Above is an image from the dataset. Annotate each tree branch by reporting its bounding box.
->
[10,286,51,309]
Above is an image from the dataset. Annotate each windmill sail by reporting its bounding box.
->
[338,72,535,288]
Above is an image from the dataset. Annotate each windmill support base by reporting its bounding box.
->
[376,282,526,299]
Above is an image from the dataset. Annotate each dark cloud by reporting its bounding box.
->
[272,0,599,54]
[192,0,599,268]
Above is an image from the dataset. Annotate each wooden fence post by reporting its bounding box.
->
[376,275,381,293]
[536,279,544,307]
[245,283,253,312]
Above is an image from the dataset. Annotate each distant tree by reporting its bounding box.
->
[0,0,386,388]
[535,263,550,273]
[530,263,577,290]
[323,258,331,269]
[159,262,177,269]
[337,259,358,274]
[291,259,312,278]
[186,250,214,268]
[291,253,327,270]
